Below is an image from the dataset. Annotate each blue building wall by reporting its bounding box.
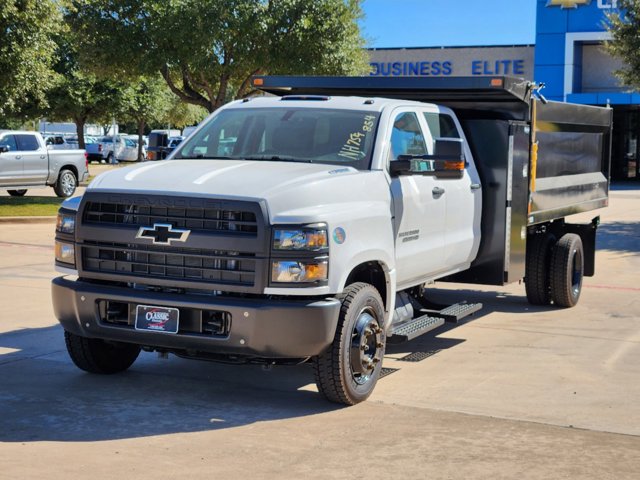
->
[534,0,632,104]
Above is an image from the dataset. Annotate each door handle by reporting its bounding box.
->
[15,155,21,159]
[40,155,46,159]
[432,187,445,196]
[470,183,481,190]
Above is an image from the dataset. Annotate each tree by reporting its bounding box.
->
[118,76,175,160]
[606,1,640,90]
[69,0,369,113]
[46,33,125,149]
[0,0,62,123]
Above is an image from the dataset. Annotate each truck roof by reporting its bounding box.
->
[230,95,430,112]
[252,75,533,119]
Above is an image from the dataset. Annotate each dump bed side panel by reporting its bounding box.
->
[528,100,612,224]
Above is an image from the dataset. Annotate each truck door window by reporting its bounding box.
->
[15,134,40,151]
[0,135,18,153]
[423,112,460,139]
[390,112,427,160]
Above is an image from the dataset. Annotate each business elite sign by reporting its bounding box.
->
[546,0,618,8]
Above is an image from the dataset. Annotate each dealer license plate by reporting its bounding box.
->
[135,305,179,334]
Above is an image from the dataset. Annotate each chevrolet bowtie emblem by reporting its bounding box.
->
[546,0,591,8]
[136,223,190,245]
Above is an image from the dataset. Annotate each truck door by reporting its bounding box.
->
[421,109,482,268]
[17,134,49,184]
[0,134,22,186]
[389,110,447,288]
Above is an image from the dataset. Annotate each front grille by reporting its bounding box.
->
[82,241,256,287]
[83,201,258,235]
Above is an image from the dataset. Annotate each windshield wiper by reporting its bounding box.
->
[187,154,233,159]
[241,155,313,163]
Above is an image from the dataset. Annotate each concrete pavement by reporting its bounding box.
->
[0,188,638,479]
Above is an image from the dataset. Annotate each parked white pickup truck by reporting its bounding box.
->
[0,131,88,197]
[52,76,612,404]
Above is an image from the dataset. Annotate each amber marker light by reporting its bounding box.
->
[444,161,465,171]
[490,78,504,87]
[253,78,264,86]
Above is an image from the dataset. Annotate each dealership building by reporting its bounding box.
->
[368,0,637,180]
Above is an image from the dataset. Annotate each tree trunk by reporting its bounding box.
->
[137,118,146,161]
[74,117,87,150]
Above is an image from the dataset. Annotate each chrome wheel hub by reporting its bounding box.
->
[349,308,383,385]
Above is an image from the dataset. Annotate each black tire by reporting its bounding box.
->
[54,169,77,197]
[314,282,386,405]
[525,232,556,305]
[64,330,141,374]
[7,189,27,197]
[550,233,584,308]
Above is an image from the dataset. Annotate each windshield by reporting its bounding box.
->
[174,107,380,170]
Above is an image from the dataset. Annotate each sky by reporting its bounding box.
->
[360,0,537,49]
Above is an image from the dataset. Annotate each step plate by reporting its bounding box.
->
[436,302,482,323]
[388,315,445,344]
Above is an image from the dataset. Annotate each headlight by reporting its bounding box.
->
[56,212,76,234]
[271,260,328,283]
[273,225,328,251]
[55,241,75,265]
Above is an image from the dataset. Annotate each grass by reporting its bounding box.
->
[0,196,64,217]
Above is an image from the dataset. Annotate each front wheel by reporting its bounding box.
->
[54,169,77,197]
[64,331,141,374]
[314,282,386,405]
[7,189,27,197]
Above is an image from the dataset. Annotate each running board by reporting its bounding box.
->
[387,302,482,344]
[388,315,445,344]
[434,302,482,323]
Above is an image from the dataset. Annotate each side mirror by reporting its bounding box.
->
[0,145,10,154]
[390,138,466,177]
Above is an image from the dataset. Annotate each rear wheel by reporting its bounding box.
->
[314,282,386,405]
[7,189,27,197]
[64,330,141,374]
[54,169,77,197]
[550,233,584,308]
[525,232,556,305]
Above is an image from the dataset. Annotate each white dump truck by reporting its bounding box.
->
[52,76,612,404]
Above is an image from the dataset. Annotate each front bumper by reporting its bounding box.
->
[52,277,340,358]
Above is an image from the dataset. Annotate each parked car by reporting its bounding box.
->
[165,136,185,156]
[44,134,77,150]
[86,135,142,163]
[147,129,181,160]
[84,136,105,163]
[0,131,88,197]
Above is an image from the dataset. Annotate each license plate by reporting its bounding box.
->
[135,305,179,334]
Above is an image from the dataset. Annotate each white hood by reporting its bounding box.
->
[87,159,389,223]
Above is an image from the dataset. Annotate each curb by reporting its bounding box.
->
[0,216,56,224]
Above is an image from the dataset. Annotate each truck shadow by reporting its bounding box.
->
[0,288,556,443]
[0,325,339,443]
[597,221,640,253]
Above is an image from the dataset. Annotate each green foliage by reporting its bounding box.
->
[605,0,640,90]
[46,30,126,148]
[0,0,62,122]
[70,0,369,112]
